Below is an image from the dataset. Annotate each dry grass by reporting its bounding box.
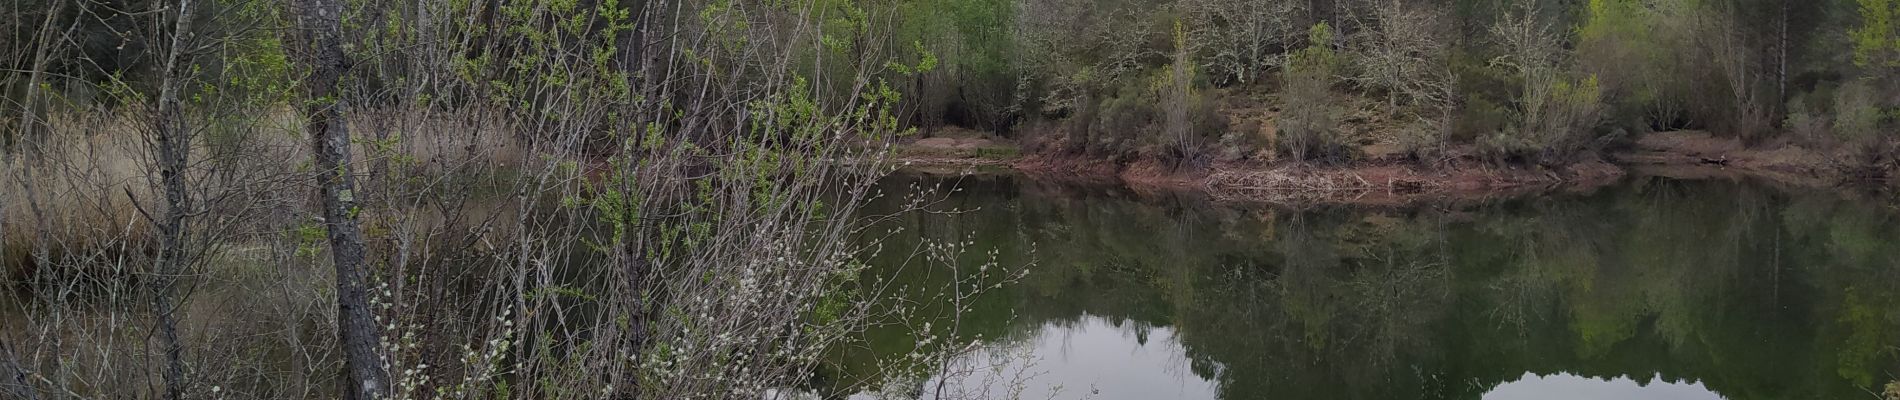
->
[348,106,528,178]
[3,113,158,280]
[1,105,543,398]
[2,106,525,281]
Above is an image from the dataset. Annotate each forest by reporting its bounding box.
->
[884,0,1900,174]
[14,0,1900,169]
[2,0,1899,399]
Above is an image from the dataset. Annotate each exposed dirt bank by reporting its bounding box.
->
[1201,159,1625,206]
[1609,130,1886,187]
[890,127,1021,167]
[894,130,1894,206]
[948,150,1624,206]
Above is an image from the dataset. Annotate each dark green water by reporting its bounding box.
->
[820,171,1900,400]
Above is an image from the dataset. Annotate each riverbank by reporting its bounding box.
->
[1008,152,1626,206]
[1609,130,1871,187]
[893,130,1893,206]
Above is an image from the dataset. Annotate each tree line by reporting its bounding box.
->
[885,0,1900,169]
[10,0,1900,166]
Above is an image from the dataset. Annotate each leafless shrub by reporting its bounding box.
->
[1279,23,1344,161]
[1179,0,1299,86]
[1347,0,1457,157]
[1482,6,1606,163]
[4,0,1030,398]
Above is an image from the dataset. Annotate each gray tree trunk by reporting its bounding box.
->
[18,0,67,149]
[283,0,389,397]
[151,0,199,398]
[0,341,34,400]
[1777,0,1789,119]
[10,0,67,291]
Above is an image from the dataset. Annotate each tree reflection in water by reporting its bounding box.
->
[814,172,1900,400]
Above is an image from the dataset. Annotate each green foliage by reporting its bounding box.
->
[1090,83,1159,155]
[1836,287,1900,386]
[1830,79,1896,167]
[1576,0,1683,130]
[458,0,637,134]
[1785,92,1832,143]
[1450,51,1519,142]
[889,0,1017,130]
[1041,66,1227,160]
[886,41,939,75]
[1279,23,1344,161]
[1579,0,1642,45]
[205,0,297,108]
[1485,73,1605,162]
[293,222,326,260]
[1479,4,1610,163]
[1153,20,1223,164]
[1833,79,1886,143]
[1853,0,1900,68]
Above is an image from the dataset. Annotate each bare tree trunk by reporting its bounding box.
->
[1777,0,1789,118]
[10,0,67,294]
[150,0,199,397]
[14,0,65,373]
[14,3,85,297]
[18,0,68,149]
[0,340,33,400]
[1166,22,1194,165]
[284,0,388,398]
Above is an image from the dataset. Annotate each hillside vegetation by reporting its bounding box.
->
[879,0,1900,178]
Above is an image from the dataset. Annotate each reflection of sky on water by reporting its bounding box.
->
[827,172,1900,400]
[914,315,1218,400]
[898,317,1731,400]
[1485,373,1723,400]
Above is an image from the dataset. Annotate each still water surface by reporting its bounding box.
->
[820,171,1900,400]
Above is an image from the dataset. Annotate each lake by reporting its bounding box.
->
[814,170,1900,400]
[4,168,1897,399]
